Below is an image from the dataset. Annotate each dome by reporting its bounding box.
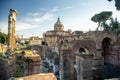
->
[54,17,64,31]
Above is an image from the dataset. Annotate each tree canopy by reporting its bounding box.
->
[107,0,120,10]
[102,17,120,34]
[91,11,112,30]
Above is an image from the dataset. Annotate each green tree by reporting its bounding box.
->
[91,11,112,31]
[25,40,29,45]
[0,32,8,44]
[107,0,120,10]
[102,22,111,31]
[109,17,120,32]
[102,17,120,34]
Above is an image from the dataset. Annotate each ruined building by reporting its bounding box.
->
[8,9,18,51]
[44,18,120,80]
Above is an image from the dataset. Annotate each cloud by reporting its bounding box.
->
[28,12,40,17]
[0,7,56,34]
[50,7,58,12]
[0,21,38,33]
[16,8,55,31]
[16,22,39,31]
[0,22,8,33]
[26,12,54,23]
[64,6,73,9]
[0,12,54,33]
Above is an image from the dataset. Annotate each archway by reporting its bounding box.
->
[79,48,86,53]
[101,37,120,79]
[102,37,112,64]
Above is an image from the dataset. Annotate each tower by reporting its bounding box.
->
[54,17,64,31]
[8,9,18,51]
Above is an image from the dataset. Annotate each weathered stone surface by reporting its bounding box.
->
[14,73,57,80]
[24,53,41,76]
[8,9,18,51]
[93,59,103,66]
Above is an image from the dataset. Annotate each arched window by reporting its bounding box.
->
[79,48,86,53]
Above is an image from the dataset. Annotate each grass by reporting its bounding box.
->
[16,50,33,56]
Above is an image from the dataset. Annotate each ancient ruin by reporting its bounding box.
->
[1,8,120,80]
[8,9,18,51]
[43,18,120,80]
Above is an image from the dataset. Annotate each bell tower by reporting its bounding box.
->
[8,9,18,51]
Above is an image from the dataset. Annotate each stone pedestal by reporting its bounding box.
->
[76,53,93,80]
[24,54,41,76]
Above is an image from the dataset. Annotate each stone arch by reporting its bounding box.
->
[79,48,86,53]
[71,40,96,54]
[102,37,112,49]
[96,32,117,49]
[101,37,112,64]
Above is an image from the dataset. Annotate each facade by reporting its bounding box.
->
[43,17,120,80]
[59,31,120,80]
[29,36,41,45]
[43,17,72,47]
[8,9,18,51]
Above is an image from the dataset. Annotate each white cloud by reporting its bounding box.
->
[26,12,54,23]
[50,7,58,12]
[16,8,55,31]
[0,11,54,33]
[32,13,40,17]
[0,21,38,33]
[0,22,8,33]
[16,21,39,31]
[0,7,56,34]
[41,12,54,21]
[64,6,73,9]
[28,12,40,17]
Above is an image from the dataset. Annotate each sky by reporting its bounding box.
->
[0,0,120,38]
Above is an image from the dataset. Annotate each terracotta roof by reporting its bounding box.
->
[14,73,57,80]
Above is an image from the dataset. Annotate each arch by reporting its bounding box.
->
[102,37,112,64]
[102,37,112,49]
[79,48,86,53]
[71,40,96,54]
[96,32,117,49]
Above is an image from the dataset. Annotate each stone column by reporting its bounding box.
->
[59,49,75,80]
[76,53,93,80]
[93,49,103,80]
[8,9,18,51]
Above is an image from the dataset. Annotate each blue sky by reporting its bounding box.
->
[0,0,120,38]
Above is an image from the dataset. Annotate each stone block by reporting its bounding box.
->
[93,59,103,66]
[82,69,93,78]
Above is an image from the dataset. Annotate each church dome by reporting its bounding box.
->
[54,17,64,31]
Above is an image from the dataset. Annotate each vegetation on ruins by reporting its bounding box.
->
[91,11,120,34]
[24,40,29,46]
[91,11,112,31]
[107,0,120,10]
[0,32,8,44]
[102,17,120,34]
